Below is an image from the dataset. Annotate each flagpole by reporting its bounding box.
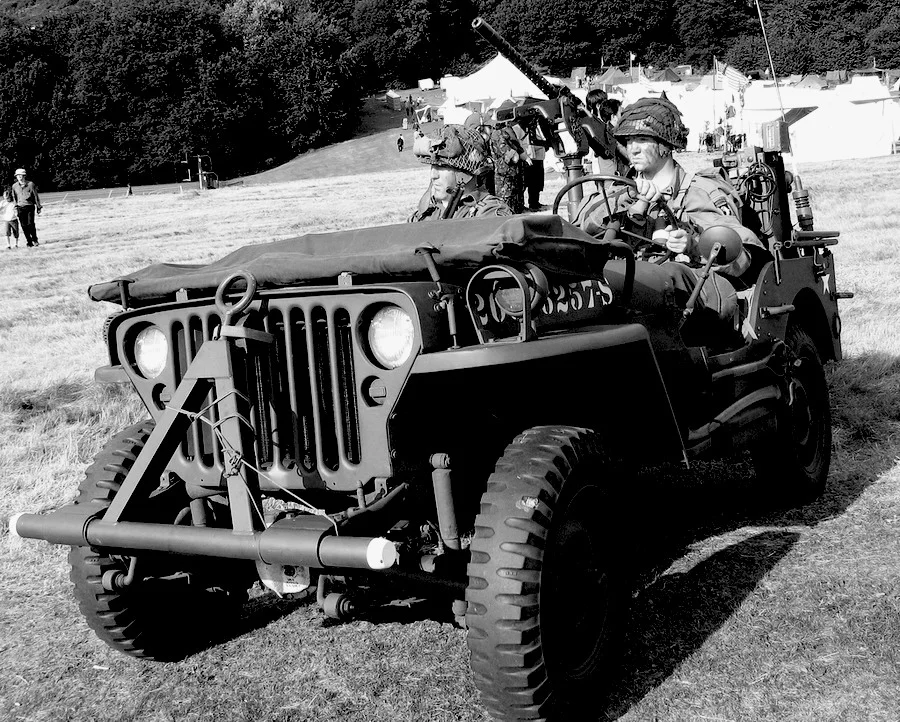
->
[712,56,717,147]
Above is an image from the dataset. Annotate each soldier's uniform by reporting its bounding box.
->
[409,189,512,222]
[575,163,762,277]
[410,124,512,222]
[487,124,524,214]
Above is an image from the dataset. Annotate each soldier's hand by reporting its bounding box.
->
[634,178,661,204]
[664,226,693,255]
[36,208,42,215]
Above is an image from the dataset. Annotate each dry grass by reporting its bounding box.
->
[1,153,899,722]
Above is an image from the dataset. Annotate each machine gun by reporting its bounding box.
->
[472,17,628,218]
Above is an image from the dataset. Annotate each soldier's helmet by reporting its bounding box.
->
[413,124,491,176]
[615,96,689,150]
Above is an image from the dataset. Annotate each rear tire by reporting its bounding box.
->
[751,326,831,503]
[68,422,248,661]
[465,426,629,721]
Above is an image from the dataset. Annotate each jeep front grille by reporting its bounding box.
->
[167,301,362,480]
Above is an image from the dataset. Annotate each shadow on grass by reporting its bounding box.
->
[633,351,900,540]
[595,350,900,718]
[217,590,315,648]
[602,530,800,720]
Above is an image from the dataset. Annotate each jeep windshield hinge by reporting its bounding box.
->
[416,244,460,348]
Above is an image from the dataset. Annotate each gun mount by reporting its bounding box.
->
[472,17,628,218]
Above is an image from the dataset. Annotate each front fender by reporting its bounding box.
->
[400,323,686,466]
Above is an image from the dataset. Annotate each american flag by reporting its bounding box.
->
[714,57,750,93]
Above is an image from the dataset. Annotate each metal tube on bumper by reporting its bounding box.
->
[10,507,397,571]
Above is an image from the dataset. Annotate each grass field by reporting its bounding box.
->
[1,152,899,722]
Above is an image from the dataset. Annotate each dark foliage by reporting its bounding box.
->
[0,0,897,190]
[0,0,362,189]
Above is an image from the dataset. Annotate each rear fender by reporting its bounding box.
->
[746,255,842,362]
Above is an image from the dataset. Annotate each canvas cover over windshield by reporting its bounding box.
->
[88,215,616,306]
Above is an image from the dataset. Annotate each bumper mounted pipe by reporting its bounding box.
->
[10,505,397,571]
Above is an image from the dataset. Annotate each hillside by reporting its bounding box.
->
[243,91,446,185]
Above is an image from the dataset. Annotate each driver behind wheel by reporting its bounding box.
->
[572,96,766,324]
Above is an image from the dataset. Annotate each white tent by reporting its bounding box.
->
[439,105,476,125]
[742,77,900,162]
[788,98,900,162]
[441,54,549,106]
[418,78,435,91]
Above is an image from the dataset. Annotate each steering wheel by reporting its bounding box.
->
[551,174,682,262]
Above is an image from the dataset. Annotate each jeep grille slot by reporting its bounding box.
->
[171,313,221,470]
[310,307,339,471]
[335,309,361,465]
[286,308,316,471]
[257,308,315,473]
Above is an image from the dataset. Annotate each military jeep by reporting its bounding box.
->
[11,22,850,722]
[12,141,847,720]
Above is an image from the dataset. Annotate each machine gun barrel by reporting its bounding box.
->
[471,17,565,102]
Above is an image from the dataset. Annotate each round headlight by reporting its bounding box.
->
[367,306,415,369]
[134,326,168,379]
[494,285,527,315]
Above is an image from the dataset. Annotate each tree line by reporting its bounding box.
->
[1,0,897,191]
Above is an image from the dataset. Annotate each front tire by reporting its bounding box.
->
[465,426,629,721]
[68,422,248,661]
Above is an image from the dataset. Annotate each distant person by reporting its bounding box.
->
[1,185,19,248]
[11,168,41,247]
[409,124,511,221]
[397,133,405,152]
[599,98,622,127]
[402,117,409,130]
[522,120,548,211]
[583,89,625,179]
[585,88,608,119]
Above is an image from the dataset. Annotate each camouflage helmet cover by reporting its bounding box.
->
[413,124,491,176]
[615,96,689,150]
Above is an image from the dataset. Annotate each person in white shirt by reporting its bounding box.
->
[1,186,19,249]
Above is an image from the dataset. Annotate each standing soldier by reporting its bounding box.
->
[11,168,41,247]
[409,124,511,221]
[521,118,548,211]
[487,102,525,214]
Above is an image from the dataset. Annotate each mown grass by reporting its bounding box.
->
[1,154,899,722]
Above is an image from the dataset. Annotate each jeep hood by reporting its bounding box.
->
[88,215,615,306]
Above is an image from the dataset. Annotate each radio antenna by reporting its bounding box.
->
[754,0,813,228]
[754,0,795,174]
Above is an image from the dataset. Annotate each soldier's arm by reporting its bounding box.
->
[681,183,761,275]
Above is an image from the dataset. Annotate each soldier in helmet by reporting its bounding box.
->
[573,96,766,324]
[409,124,512,222]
